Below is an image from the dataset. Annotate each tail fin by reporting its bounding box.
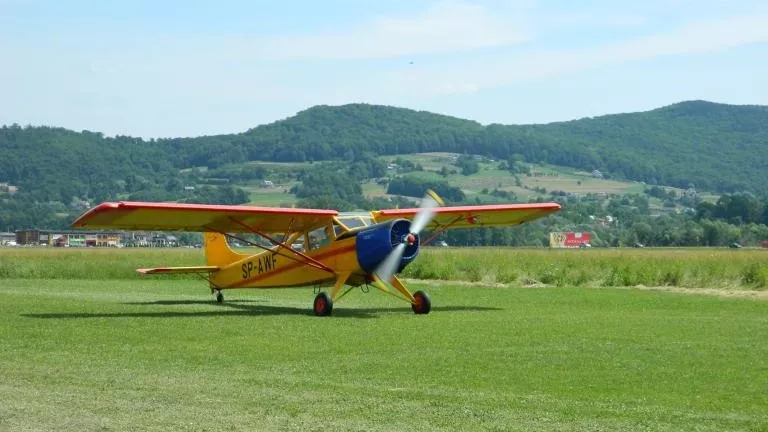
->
[203,232,248,267]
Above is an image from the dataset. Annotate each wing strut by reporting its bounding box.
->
[226,217,336,274]
[421,215,465,246]
[280,217,296,244]
[214,231,323,271]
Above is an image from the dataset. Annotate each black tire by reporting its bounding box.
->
[411,290,431,314]
[313,292,333,316]
[215,291,224,303]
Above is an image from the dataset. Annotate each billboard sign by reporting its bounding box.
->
[550,232,591,248]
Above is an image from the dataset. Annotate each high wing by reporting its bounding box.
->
[372,203,561,230]
[72,201,337,233]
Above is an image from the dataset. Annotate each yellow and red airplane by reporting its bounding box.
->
[72,192,560,316]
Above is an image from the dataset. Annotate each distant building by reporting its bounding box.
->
[15,229,121,247]
[591,170,603,179]
[119,231,179,247]
[150,233,179,247]
[69,198,91,211]
[1,232,16,245]
[591,215,616,226]
[0,182,19,194]
[121,231,151,247]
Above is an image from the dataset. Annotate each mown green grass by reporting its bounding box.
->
[2,247,765,290]
[0,276,766,431]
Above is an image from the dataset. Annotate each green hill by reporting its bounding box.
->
[185,100,768,193]
[505,100,768,193]
[1,100,767,207]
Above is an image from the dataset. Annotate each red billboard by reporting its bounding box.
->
[550,232,592,248]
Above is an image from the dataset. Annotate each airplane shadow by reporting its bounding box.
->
[122,299,268,306]
[23,299,502,320]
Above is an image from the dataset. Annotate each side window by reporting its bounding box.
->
[290,237,305,253]
[333,222,345,237]
[307,226,331,250]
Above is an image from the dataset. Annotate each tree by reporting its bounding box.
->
[455,155,479,176]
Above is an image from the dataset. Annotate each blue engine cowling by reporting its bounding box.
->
[355,219,420,274]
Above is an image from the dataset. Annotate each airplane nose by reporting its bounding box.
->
[355,219,421,276]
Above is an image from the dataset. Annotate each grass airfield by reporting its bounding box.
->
[1,249,767,430]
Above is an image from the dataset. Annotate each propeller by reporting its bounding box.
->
[374,190,443,283]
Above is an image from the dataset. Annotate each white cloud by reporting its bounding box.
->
[254,0,530,59]
[605,14,768,60]
[338,11,768,101]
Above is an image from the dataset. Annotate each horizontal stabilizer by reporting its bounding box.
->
[137,266,220,275]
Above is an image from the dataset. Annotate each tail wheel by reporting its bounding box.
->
[215,290,224,303]
[411,290,431,314]
[313,292,333,316]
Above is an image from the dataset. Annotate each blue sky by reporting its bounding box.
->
[2,0,767,137]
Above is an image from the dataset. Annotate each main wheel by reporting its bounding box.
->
[313,292,333,316]
[215,290,224,303]
[411,290,431,314]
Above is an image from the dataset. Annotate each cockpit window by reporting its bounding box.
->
[338,217,368,229]
[307,225,334,250]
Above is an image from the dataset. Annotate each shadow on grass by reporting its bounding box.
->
[122,299,269,305]
[23,300,502,320]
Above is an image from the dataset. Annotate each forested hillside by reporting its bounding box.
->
[200,101,768,193]
[508,101,768,193]
[1,100,767,243]
[3,100,767,201]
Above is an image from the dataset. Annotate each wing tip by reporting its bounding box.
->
[71,202,121,228]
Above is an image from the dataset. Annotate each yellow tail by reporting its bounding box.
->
[203,232,249,267]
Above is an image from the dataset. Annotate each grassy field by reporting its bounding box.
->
[1,248,766,430]
[2,247,765,290]
[405,248,768,290]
